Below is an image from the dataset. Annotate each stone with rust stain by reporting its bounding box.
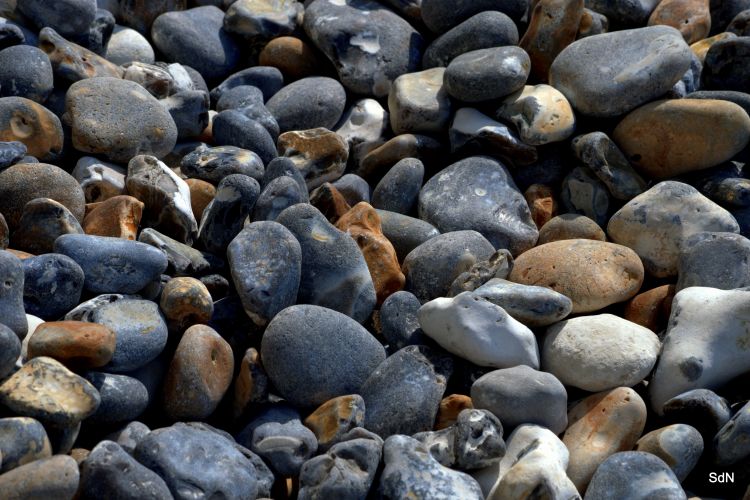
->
[520,0,584,81]
[690,31,736,62]
[496,85,576,146]
[0,97,63,161]
[309,182,351,224]
[613,99,750,179]
[336,202,405,305]
[39,28,123,83]
[163,324,234,421]
[509,239,644,313]
[577,8,608,38]
[159,277,214,331]
[0,417,52,473]
[11,198,84,254]
[304,394,366,452]
[185,178,216,222]
[233,347,269,420]
[524,184,558,229]
[0,455,80,499]
[72,157,127,204]
[83,195,144,240]
[562,387,647,493]
[648,0,711,44]
[538,213,606,244]
[0,356,100,426]
[27,321,116,370]
[624,284,675,332]
[259,36,321,80]
[278,128,349,190]
[435,394,473,430]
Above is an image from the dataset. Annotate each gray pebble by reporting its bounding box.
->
[444,47,530,103]
[376,209,440,262]
[0,250,27,338]
[585,451,686,500]
[0,45,54,103]
[198,174,260,254]
[677,232,750,291]
[266,77,346,133]
[22,253,84,320]
[371,158,424,215]
[379,291,428,350]
[474,278,573,327]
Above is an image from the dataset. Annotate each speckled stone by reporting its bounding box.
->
[83,195,144,240]
[585,452,686,499]
[379,290,428,350]
[181,146,264,184]
[0,250,27,338]
[278,128,349,189]
[676,231,750,290]
[0,97,63,161]
[11,198,84,254]
[39,27,122,84]
[371,158,423,215]
[662,388,732,442]
[27,321,115,370]
[0,142,26,172]
[21,253,83,320]
[105,25,155,65]
[495,84,576,146]
[0,417,52,473]
[106,421,151,456]
[389,68,451,136]
[559,166,611,226]
[198,174,260,254]
[538,213,606,244]
[159,277,214,331]
[0,45,53,103]
[261,304,386,407]
[267,77,346,132]
[304,394,366,452]
[0,455,80,500]
[212,110,277,166]
[377,210,440,262]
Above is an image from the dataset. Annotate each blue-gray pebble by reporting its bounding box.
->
[585,451,686,500]
[371,158,424,215]
[22,253,84,320]
[266,77,346,133]
[198,174,260,254]
[0,45,54,103]
[212,110,278,165]
[181,145,265,184]
[84,372,149,425]
[0,250,27,338]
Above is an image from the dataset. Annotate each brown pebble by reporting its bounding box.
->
[69,448,90,465]
[278,128,349,190]
[690,32,736,63]
[0,97,63,161]
[538,213,606,244]
[185,178,216,222]
[259,36,320,80]
[232,347,269,420]
[0,455,80,500]
[304,394,366,451]
[524,184,558,228]
[648,0,711,44]
[309,182,351,224]
[11,198,84,254]
[159,277,214,331]
[435,394,473,430]
[83,195,144,240]
[623,284,676,333]
[27,321,116,370]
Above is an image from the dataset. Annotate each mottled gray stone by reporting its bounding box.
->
[636,424,703,481]
[251,175,307,222]
[445,47,530,103]
[198,174,260,254]
[449,108,538,166]
[371,158,423,215]
[0,250,28,338]
[677,232,750,291]
[561,166,611,227]
[0,323,19,378]
[162,90,210,140]
[212,110,278,166]
[379,291,428,350]
[22,253,84,320]
[85,372,148,425]
[266,77,346,133]
[585,452,686,500]
[0,417,51,473]
[474,278,572,327]
[0,45,54,103]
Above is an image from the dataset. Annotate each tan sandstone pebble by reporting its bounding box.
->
[623,284,676,333]
[27,321,116,370]
[509,239,644,313]
[496,84,577,146]
[159,277,214,331]
[648,0,711,44]
[336,202,405,304]
[538,213,606,244]
[11,198,84,254]
[0,455,80,500]
[304,394,366,451]
[563,387,648,493]
[233,347,269,420]
[435,394,474,430]
[309,182,352,224]
[691,32,736,63]
[259,36,321,80]
[278,128,349,189]
[0,97,63,160]
[163,324,234,421]
[69,448,90,465]
[613,99,750,180]
[185,178,216,222]
[83,195,144,240]
[524,184,558,228]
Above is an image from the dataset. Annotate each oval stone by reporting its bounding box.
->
[0,97,63,161]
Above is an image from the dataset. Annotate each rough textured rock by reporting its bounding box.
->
[585,452,687,500]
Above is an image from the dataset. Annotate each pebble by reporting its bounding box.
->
[0,455,80,500]
[449,108,538,166]
[585,452,686,499]
[559,166,612,227]
[334,98,389,161]
[474,278,573,327]
[371,158,424,215]
[209,66,283,104]
[379,290,428,350]
[377,209,440,261]
[421,0,528,32]
[85,371,149,425]
[448,250,514,296]
[418,292,540,369]
[436,395,474,430]
[524,184,558,228]
[72,157,127,204]
[22,253,84,319]
[0,323,19,378]
[0,417,51,473]
[12,198,83,254]
[90,299,168,373]
[360,345,451,437]
[624,284,675,332]
[278,128,348,189]
[714,399,750,466]
[0,97,63,160]
[636,424,704,481]
[181,146,264,184]
[304,394,365,452]
[185,179,216,221]
[471,365,567,434]
[66,78,177,163]
[509,239,644,313]
[419,156,538,255]
[0,213,6,249]
[259,37,320,81]
[612,99,750,179]
[106,421,151,455]
[159,277,214,330]
[649,287,750,413]
[577,8,609,38]
[0,45,54,103]
[253,175,309,221]
[563,387,647,492]
[549,26,691,116]
[260,304,386,407]
[163,90,210,140]
[443,47,528,104]
[677,231,750,290]
[163,324,233,421]
[266,77,346,133]
[542,314,661,392]
[122,62,174,99]
[0,141,26,171]
[0,250,27,338]
[27,321,115,370]
[607,181,740,277]
[212,110,278,165]
[277,204,376,321]
[224,0,302,40]
[537,213,606,244]
[662,388,732,440]
[649,0,711,43]
[105,25,155,65]
[83,195,144,240]
[198,174,260,254]
[496,84,576,146]
[389,68,451,136]
[232,347,269,419]
[358,133,444,180]
[39,28,123,83]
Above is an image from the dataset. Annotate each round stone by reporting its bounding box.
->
[371,158,424,215]
[636,424,704,481]
[159,277,214,331]
[677,231,750,290]
[258,36,320,80]
[0,98,63,160]
[12,198,84,255]
[197,174,260,254]
[181,145,264,184]
[22,254,84,320]
[376,210,440,262]
[266,77,346,133]
[277,128,348,189]
[473,278,573,327]
[212,110,277,166]
[84,372,149,425]
[0,45,54,103]
[0,250,28,338]
[224,0,302,40]
[105,25,155,65]
[623,284,675,332]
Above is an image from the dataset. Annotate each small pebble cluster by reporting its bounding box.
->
[0,0,749,499]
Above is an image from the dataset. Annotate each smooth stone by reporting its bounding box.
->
[79,440,173,500]
[685,160,750,208]
[309,182,352,223]
[72,157,127,204]
[262,156,308,196]
[379,435,484,499]
[304,395,366,452]
[0,141,25,171]
[607,181,740,277]
[12,198,83,254]
[163,324,233,421]
[649,287,750,413]
[64,294,136,322]
[276,204,376,322]
[267,77,346,133]
[0,455,79,500]
[585,452,686,500]
[521,0,584,81]
[0,250,27,338]
[0,97,63,160]
[636,424,704,481]
[126,155,197,244]
[198,174,260,254]
[17,0,96,38]
[577,7,609,38]
[83,195,144,240]
[714,400,750,466]
[209,66,284,105]
[151,6,239,82]
[91,299,168,373]
[449,108,538,166]
[122,62,174,99]
[474,278,573,327]
[77,8,116,56]
[252,175,307,222]
[677,232,750,290]
[584,0,661,26]
[563,387,647,492]
[215,86,279,140]
[259,36,321,80]
[559,166,611,227]
[106,421,151,456]
[623,284,675,332]
[224,0,301,39]
[66,78,177,163]
[85,372,148,425]
[571,131,647,200]
[329,173,368,205]
[421,0,528,31]
[376,210,440,262]
[0,45,53,103]
[138,228,223,277]
[212,110,277,166]
[371,158,424,215]
[711,0,750,34]
[105,25,155,65]
[237,404,317,476]
[54,234,167,294]
[162,90,210,140]
[542,314,661,392]
[133,423,259,500]
[509,239,644,313]
[613,99,750,179]
[261,304,386,407]
[485,424,578,500]
[447,250,514,297]
[419,292,540,369]
[389,68,451,136]
[0,356,100,426]
[28,321,115,369]
[662,389,732,439]
[549,26,692,117]
[278,128,348,189]
[402,230,495,302]
[495,84,576,146]
[38,27,123,83]
[335,202,404,304]
[538,214,606,244]
[444,47,528,104]
[159,277,213,330]
[361,345,451,438]
[358,133,444,180]
[0,417,51,473]
[22,254,84,320]
[304,0,424,97]
[0,323,19,378]
[334,98,388,164]
[649,0,711,43]
[379,290,427,350]
[419,156,538,255]
[232,347,269,419]
[422,11,519,69]
[185,178,215,224]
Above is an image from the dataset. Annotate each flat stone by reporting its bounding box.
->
[39,28,123,83]
[496,84,576,146]
[585,452,686,499]
[27,321,115,370]
[181,146,264,184]
[607,181,740,277]
[266,77,346,132]
[0,455,79,500]
[83,195,144,240]
[224,0,302,40]
[649,0,711,43]
[304,394,366,452]
[139,228,224,277]
[474,278,572,327]
[0,417,51,473]
[72,157,127,204]
[12,198,83,254]
[22,253,84,320]
[538,213,606,244]
[376,210,440,262]
[389,68,451,135]
[159,277,214,331]
[636,424,704,481]
[0,250,27,338]
[198,174,260,254]
[0,45,54,103]
[0,98,63,161]
[509,239,644,313]
[278,128,348,189]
